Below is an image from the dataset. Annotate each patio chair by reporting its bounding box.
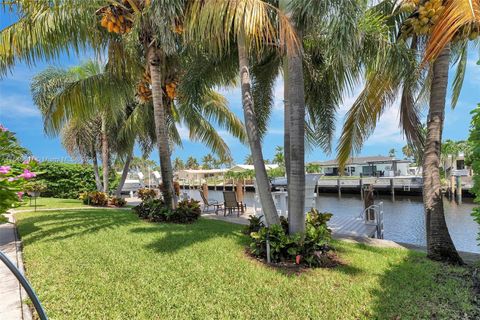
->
[222,191,244,217]
[199,190,222,214]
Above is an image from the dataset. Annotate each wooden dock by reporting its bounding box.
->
[328,216,378,238]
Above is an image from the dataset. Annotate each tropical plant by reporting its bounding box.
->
[305,163,321,174]
[272,146,285,167]
[201,154,215,170]
[173,157,185,172]
[186,0,302,227]
[244,154,254,166]
[335,0,476,264]
[186,156,199,169]
[468,104,480,245]
[388,148,396,158]
[82,191,109,206]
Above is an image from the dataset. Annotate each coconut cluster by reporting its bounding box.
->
[400,0,479,41]
[137,70,152,103]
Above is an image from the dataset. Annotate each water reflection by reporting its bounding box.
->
[184,189,480,253]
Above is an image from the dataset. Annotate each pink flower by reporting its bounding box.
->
[0,166,10,174]
[19,169,36,180]
[8,177,16,182]
[0,124,7,132]
[17,192,24,200]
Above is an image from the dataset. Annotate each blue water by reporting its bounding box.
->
[185,189,480,253]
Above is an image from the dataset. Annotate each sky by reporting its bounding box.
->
[1,10,479,166]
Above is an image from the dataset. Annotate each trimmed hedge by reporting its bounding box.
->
[36,162,118,199]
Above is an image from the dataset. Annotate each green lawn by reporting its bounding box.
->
[16,208,479,319]
[18,197,84,210]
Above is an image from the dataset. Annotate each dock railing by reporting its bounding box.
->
[360,202,384,239]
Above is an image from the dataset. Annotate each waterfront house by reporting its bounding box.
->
[312,156,414,177]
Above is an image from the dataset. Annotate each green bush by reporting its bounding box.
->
[133,198,165,219]
[248,209,333,267]
[35,162,117,199]
[243,215,265,234]
[133,199,201,224]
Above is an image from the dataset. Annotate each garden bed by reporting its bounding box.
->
[15,206,480,319]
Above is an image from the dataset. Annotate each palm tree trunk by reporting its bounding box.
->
[238,28,279,226]
[284,58,291,181]
[148,46,175,208]
[101,114,109,194]
[286,26,306,235]
[423,45,463,264]
[92,147,103,192]
[115,152,132,198]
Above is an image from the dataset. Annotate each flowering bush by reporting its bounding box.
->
[0,125,37,213]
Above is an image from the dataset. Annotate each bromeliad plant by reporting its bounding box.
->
[248,209,333,267]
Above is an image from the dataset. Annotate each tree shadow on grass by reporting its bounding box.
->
[368,249,480,319]
[17,209,136,244]
[129,218,245,254]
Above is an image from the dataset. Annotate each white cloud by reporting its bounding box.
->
[0,94,41,119]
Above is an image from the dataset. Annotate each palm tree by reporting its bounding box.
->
[336,0,473,263]
[31,61,129,194]
[186,157,199,169]
[61,117,103,191]
[187,0,301,226]
[202,154,215,170]
[244,154,254,166]
[388,148,396,158]
[272,146,285,167]
[402,145,415,160]
[173,157,185,172]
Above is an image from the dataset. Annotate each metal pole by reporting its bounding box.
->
[0,251,48,320]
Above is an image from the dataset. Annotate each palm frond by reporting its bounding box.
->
[424,0,480,62]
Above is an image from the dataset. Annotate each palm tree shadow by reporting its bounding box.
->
[17,209,136,244]
[129,218,244,254]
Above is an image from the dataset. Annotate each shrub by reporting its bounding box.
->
[137,188,157,201]
[133,199,201,224]
[35,161,117,199]
[243,215,265,234]
[82,191,108,206]
[173,200,201,223]
[247,209,333,267]
[109,197,126,207]
[133,198,165,219]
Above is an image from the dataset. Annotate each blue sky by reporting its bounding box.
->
[1,10,479,165]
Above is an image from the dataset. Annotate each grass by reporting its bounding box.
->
[16,208,480,319]
[18,197,84,210]
[0,214,7,224]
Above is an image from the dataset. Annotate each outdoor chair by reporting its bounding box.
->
[199,190,222,214]
[222,191,245,217]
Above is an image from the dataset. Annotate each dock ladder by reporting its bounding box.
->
[360,202,384,239]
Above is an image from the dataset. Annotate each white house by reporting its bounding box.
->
[313,156,413,177]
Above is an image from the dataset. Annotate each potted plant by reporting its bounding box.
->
[24,180,47,197]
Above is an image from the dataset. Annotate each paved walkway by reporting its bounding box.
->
[0,213,31,320]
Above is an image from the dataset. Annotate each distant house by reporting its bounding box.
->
[444,153,472,177]
[312,156,414,177]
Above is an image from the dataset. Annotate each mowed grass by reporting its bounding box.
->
[18,197,84,210]
[16,208,479,319]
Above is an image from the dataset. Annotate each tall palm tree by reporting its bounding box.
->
[173,157,185,172]
[187,0,300,226]
[186,156,199,169]
[336,0,475,263]
[31,61,130,194]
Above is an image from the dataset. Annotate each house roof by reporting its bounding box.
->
[312,156,411,167]
[229,164,279,172]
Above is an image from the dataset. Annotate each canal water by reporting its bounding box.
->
[186,189,480,253]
